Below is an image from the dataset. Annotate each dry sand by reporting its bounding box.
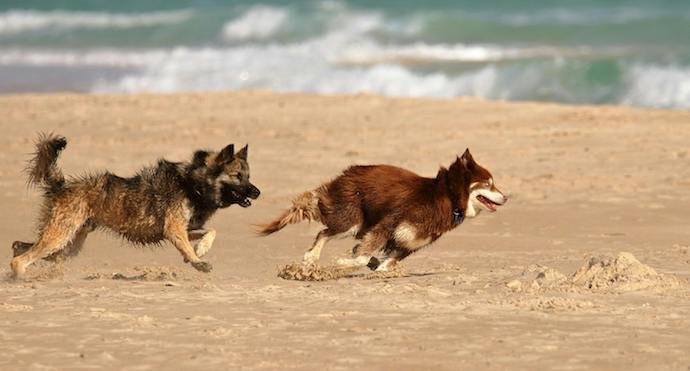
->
[0,92,689,370]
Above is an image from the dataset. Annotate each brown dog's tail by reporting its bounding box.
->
[257,189,323,236]
[26,133,67,193]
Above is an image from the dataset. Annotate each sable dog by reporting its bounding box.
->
[10,134,260,278]
[258,149,506,271]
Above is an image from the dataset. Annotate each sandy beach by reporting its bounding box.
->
[0,92,689,370]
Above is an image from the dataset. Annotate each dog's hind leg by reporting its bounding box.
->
[188,228,216,259]
[12,221,95,262]
[48,221,95,262]
[165,217,212,273]
[10,210,87,278]
[303,228,335,264]
[304,224,361,264]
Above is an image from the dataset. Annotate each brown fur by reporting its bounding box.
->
[258,188,324,235]
[10,133,260,279]
[259,149,503,269]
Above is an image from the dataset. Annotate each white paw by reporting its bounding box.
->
[375,258,396,272]
[302,251,318,265]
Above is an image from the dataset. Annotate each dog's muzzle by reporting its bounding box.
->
[220,183,260,208]
[238,184,260,208]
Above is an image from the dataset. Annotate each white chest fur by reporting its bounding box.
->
[393,222,431,250]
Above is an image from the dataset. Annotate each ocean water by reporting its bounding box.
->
[1,0,689,108]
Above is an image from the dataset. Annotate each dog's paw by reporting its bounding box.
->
[302,251,318,265]
[191,261,213,273]
[367,256,381,271]
[10,257,26,279]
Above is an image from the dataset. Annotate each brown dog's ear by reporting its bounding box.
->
[218,144,235,163]
[236,144,248,160]
[460,148,474,169]
[449,155,465,174]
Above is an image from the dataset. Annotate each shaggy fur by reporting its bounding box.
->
[10,133,260,278]
[258,149,506,271]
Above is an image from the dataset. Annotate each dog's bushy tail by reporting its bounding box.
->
[256,189,323,236]
[26,133,67,192]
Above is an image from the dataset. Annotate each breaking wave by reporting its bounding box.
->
[220,5,289,41]
[0,9,192,34]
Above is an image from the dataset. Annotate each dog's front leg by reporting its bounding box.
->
[337,225,390,268]
[165,220,212,273]
[188,228,216,258]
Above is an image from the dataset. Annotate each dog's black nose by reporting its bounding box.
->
[248,184,261,199]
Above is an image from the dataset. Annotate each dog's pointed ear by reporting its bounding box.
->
[449,156,464,175]
[460,148,474,169]
[192,150,210,167]
[236,144,248,160]
[218,144,235,163]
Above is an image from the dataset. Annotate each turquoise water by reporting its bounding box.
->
[1,0,689,108]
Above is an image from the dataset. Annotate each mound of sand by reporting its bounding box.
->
[508,252,681,294]
[571,252,680,292]
[508,265,568,292]
[278,263,359,281]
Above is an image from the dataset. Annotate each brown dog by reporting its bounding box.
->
[258,149,506,271]
[11,133,260,278]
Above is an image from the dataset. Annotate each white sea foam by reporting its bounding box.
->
[0,9,192,34]
[4,45,690,109]
[92,48,470,98]
[337,43,593,64]
[623,64,690,108]
[85,45,530,99]
[0,48,167,67]
[220,5,289,41]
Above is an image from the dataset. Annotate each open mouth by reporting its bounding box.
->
[231,190,253,208]
[219,183,259,208]
[477,195,502,212]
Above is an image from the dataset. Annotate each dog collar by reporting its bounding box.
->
[452,208,464,225]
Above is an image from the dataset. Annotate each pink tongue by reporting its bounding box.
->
[480,196,497,212]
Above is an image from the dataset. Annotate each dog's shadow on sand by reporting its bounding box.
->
[83,266,187,282]
[277,262,443,282]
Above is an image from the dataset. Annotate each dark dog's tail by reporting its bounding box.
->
[256,189,323,236]
[26,133,67,192]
